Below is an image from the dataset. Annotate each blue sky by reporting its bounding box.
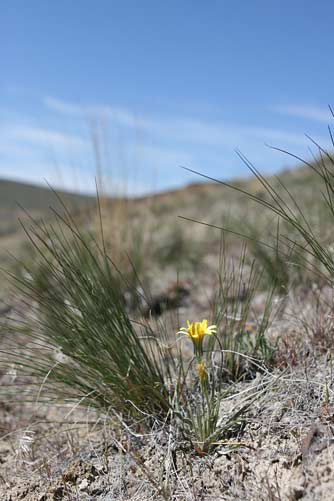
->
[2,0,334,194]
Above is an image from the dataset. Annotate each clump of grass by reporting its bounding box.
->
[153,223,204,272]
[209,241,277,381]
[297,286,334,354]
[1,205,176,419]
[235,218,290,294]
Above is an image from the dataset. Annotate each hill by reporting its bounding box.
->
[0,178,94,211]
[0,178,94,236]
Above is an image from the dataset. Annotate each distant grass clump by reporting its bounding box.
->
[211,242,277,381]
[153,223,204,272]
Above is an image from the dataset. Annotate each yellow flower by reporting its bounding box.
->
[197,361,207,382]
[178,319,216,355]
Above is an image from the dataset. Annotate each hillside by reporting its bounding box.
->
[0,179,95,236]
[0,179,94,211]
[0,163,317,225]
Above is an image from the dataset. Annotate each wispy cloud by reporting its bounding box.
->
[8,125,89,151]
[44,97,82,116]
[2,96,330,195]
[44,96,315,148]
[45,96,149,129]
[272,105,333,123]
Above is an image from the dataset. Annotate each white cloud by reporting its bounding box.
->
[153,118,312,148]
[44,96,318,149]
[8,125,88,151]
[44,96,150,129]
[44,97,82,116]
[272,105,333,123]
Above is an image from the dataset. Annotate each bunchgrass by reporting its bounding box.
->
[153,223,204,272]
[209,240,277,381]
[235,218,290,293]
[0,205,176,419]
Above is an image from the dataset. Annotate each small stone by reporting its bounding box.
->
[52,486,65,500]
[78,478,89,491]
[292,487,305,500]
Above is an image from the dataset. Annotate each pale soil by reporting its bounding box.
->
[2,356,334,501]
[1,285,334,501]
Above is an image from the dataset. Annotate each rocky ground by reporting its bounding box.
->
[1,281,334,500]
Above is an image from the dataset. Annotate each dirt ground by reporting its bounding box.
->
[1,282,334,501]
